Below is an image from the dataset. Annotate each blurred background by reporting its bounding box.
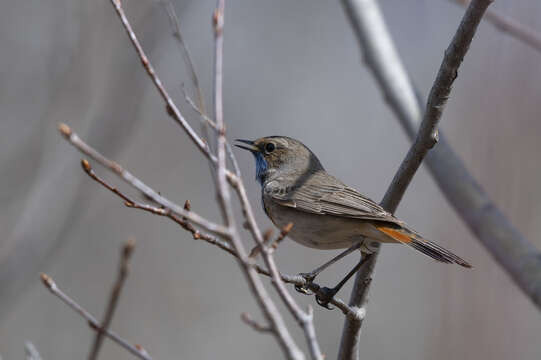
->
[1,0,540,359]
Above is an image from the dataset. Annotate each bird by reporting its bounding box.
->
[235,136,471,307]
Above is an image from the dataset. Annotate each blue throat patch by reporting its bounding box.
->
[254,152,268,185]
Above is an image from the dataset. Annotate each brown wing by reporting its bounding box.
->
[264,170,401,225]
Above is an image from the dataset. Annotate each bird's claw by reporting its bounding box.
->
[294,283,313,295]
[298,272,316,283]
[294,272,317,295]
[315,287,337,310]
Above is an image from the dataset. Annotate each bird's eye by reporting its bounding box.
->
[264,142,275,153]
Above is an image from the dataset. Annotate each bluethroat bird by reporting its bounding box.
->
[236,136,471,308]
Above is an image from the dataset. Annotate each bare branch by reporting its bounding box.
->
[383,0,494,210]
[88,239,136,360]
[343,0,541,327]
[40,273,152,360]
[228,173,324,360]
[241,312,272,333]
[58,123,229,237]
[102,1,323,358]
[24,342,43,360]
[210,3,314,358]
[338,0,493,359]
[452,0,541,54]
[81,159,355,320]
[109,0,214,163]
[160,0,207,113]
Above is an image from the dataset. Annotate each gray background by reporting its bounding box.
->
[1,0,541,359]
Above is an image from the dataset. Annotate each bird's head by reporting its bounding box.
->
[235,136,323,185]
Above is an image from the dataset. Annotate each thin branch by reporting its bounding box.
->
[40,273,152,360]
[452,0,541,54]
[58,123,229,238]
[106,1,322,358]
[88,239,136,360]
[249,222,293,259]
[241,312,272,333]
[227,171,324,360]
[24,342,43,360]
[182,87,219,130]
[160,0,207,114]
[338,1,493,359]
[211,3,312,358]
[343,0,541,325]
[81,158,355,318]
[109,0,214,164]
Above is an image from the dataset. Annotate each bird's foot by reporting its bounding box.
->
[315,287,338,310]
[294,272,317,295]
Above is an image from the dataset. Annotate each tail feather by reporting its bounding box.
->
[376,226,472,268]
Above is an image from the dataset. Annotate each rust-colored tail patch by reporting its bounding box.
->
[376,225,472,268]
[376,226,413,243]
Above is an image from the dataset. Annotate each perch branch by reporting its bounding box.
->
[81,158,355,319]
[346,0,541,320]
[88,239,135,360]
[40,273,151,360]
[452,0,541,54]
[338,0,492,359]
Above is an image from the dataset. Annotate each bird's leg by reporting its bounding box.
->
[295,242,361,295]
[315,254,371,309]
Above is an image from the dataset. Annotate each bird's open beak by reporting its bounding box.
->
[235,139,259,153]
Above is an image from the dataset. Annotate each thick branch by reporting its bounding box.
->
[338,1,492,359]
[383,0,493,210]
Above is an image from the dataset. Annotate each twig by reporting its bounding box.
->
[24,342,43,360]
[182,87,218,130]
[160,0,207,114]
[452,0,541,54]
[249,222,293,259]
[227,173,324,360]
[182,86,243,179]
[109,0,215,164]
[338,1,493,359]
[81,159,355,318]
[107,1,322,358]
[59,124,229,238]
[241,313,272,333]
[88,239,136,360]
[210,3,309,358]
[40,273,152,360]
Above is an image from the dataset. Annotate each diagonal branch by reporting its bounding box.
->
[80,157,356,319]
[58,123,229,237]
[40,273,152,360]
[452,0,541,54]
[88,239,135,360]
[338,0,493,359]
[109,0,213,163]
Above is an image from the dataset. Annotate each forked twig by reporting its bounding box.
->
[40,273,151,360]
[88,239,136,360]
